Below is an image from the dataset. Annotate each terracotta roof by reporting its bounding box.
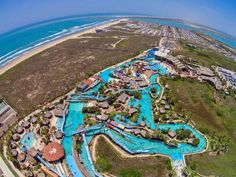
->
[28,147,38,157]
[42,142,64,162]
[84,79,94,86]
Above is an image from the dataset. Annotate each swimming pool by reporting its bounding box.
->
[20,132,35,151]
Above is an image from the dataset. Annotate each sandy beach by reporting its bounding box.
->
[0,19,127,75]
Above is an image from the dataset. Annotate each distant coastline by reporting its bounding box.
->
[1,14,236,76]
[0,19,125,75]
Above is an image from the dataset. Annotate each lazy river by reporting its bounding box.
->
[61,54,207,177]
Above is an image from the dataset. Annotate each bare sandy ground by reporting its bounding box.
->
[0,19,127,75]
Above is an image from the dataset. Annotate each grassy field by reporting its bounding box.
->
[94,136,169,177]
[173,41,236,72]
[0,23,159,118]
[166,78,236,176]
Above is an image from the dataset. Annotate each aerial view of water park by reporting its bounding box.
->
[0,16,236,177]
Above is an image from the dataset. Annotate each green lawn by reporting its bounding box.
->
[94,136,169,177]
[166,78,236,176]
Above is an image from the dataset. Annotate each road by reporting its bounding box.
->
[0,156,15,177]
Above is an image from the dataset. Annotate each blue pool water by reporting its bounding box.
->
[62,102,85,177]
[99,68,114,83]
[20,132,35,150]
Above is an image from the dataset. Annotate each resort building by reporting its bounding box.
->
[200,76,223,90]
[97,101,109,109]
[117,93,129,104]
[0,99,17,137]
[161,55,187,72]
[197,66,215,77]
[216,66,236,90]
[76,82,89,92]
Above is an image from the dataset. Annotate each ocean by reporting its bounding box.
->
[0,15,236,68]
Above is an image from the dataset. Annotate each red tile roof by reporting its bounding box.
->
[83,79,94,86]
[42,142,64,162]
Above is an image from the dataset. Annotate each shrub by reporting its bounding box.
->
[199,127,209,135]
[192,138,200,146]
[165,159,172,170]
[82,106,101,114]
[151,87,156,93]
[176,129,191,140]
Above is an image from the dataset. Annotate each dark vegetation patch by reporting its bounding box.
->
[95,136,168,177]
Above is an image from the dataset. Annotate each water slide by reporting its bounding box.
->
[36,155,67,177]
[81,133,102,177]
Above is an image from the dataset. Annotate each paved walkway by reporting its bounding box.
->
[0,156,15,177]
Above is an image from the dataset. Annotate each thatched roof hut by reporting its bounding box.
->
[22,121,30,129]
[13,134,20,141]
[16,126,24,134]
[140,130,147,137]
[55,131,63,139]
[140,121,146,127]
[160,108,166,114]
[42,119,50,126]
[28,147,38,158]
[11,149,18,157]
[18,153,26,162]
[30,116,38,123]
[44,111,52,119]
[10,141,17,149]
[168,131,176,138]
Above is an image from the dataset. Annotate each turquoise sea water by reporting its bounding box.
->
[0,14,236,68]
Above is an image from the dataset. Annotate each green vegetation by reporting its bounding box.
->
[176,129,191,140]
[192,138,200,147]
[166,78,236,176]
[165,159,172,171]
[95,136,168,177]
[82,106,101,114]
[95,157,111,172]
[129,112,140,122]
[150,87,156,93]
[127,91,142,100]
[174,41,236,71]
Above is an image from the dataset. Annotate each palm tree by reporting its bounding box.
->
[130,97,135,108]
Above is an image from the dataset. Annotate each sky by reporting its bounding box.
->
[0,0,236,36]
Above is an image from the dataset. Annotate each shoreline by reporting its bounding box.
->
[0,19,127,76]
